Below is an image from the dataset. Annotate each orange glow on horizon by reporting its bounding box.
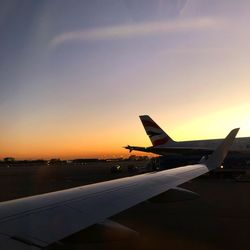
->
[1,103,249,160]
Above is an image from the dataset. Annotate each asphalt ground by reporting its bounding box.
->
[0,162,249,250]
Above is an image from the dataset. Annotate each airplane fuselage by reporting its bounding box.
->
[158,137,250,153]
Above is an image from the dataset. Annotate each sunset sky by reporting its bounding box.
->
[0,0,250,159]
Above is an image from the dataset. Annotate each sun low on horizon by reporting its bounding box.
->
[0,0,250,160]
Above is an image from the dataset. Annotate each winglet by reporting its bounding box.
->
[204,128,240,170]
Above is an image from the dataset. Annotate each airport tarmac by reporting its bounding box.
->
[0,161,249,250]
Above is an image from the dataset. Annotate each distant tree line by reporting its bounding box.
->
[0,155,150,167]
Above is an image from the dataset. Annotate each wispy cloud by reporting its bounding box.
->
[179,0,191,16]
[50,18,221,47]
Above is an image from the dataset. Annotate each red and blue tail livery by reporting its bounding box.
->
[139,115,174,146]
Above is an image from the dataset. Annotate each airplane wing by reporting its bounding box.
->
[0,128,239,249]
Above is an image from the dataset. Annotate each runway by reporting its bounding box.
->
[0,161,249,250]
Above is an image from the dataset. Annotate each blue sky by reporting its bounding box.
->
[0,0,250,159]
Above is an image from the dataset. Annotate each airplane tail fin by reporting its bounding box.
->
[204,128,240,170]
[139,115,175,147]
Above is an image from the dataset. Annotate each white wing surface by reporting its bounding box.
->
[0,128,239,249]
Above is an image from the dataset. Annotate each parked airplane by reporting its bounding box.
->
[0,128,239,249]
[125,115,250,156]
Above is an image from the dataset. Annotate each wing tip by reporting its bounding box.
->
[205,127,240,170]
